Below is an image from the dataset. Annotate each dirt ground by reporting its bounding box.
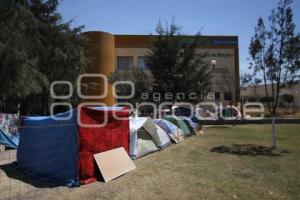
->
[0,124,300,200]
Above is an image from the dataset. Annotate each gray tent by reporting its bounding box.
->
[129,117,171,159]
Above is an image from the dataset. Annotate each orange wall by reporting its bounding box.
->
[82,31,116,106]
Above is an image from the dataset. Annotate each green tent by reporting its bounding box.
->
[163,116,193,137]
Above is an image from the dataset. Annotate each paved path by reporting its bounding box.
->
[0,150,16,165]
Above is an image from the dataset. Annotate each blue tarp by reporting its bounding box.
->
[17,110,79,187]
[0,113,19,148]
[0,130,19,148]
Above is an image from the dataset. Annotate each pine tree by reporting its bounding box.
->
[146,21,212,103]
[0,0,89,114]
[109,68,153,104]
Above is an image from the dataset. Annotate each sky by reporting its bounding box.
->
[58,0,300,74]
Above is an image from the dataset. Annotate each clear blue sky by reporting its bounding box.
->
[58,0,300,74]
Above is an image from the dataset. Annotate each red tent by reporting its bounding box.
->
[78,107,130,184]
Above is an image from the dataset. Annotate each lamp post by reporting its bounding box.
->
[211,60,217,119]
[211,60,217,100]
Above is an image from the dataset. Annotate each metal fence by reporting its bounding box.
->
[0,95,62,116]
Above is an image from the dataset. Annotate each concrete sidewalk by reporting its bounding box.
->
[0,150,16,165]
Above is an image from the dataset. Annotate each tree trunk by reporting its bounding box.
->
[272,116,276,148]
[263,78,271,114]
[272,91,277,148]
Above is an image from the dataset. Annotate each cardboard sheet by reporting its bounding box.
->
[94,147,136,182]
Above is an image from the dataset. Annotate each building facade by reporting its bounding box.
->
[241,83,300,108]
[84,31,240,106]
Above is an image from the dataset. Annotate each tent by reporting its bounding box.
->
[163,116,193,137]
[0,113,19,148]
[17,106,130,186]
[179,116,198,135]
[78,107,130,184]
[153,119,184,143]
[129,117,171,159]
[17,110,79,187]
[154,124,172,149]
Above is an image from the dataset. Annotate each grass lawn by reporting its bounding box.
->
[0,124,300,200]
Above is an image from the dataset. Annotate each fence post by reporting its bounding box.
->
[3,96,6,113]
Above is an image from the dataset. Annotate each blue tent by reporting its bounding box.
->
[0,113,20,149]
[153,119,184,143]
[17,110,79,187]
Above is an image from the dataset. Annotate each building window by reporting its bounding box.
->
[117,56,133,70]
[224,92,232,101]
[138,56,148,70]
[214,92,220,101]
